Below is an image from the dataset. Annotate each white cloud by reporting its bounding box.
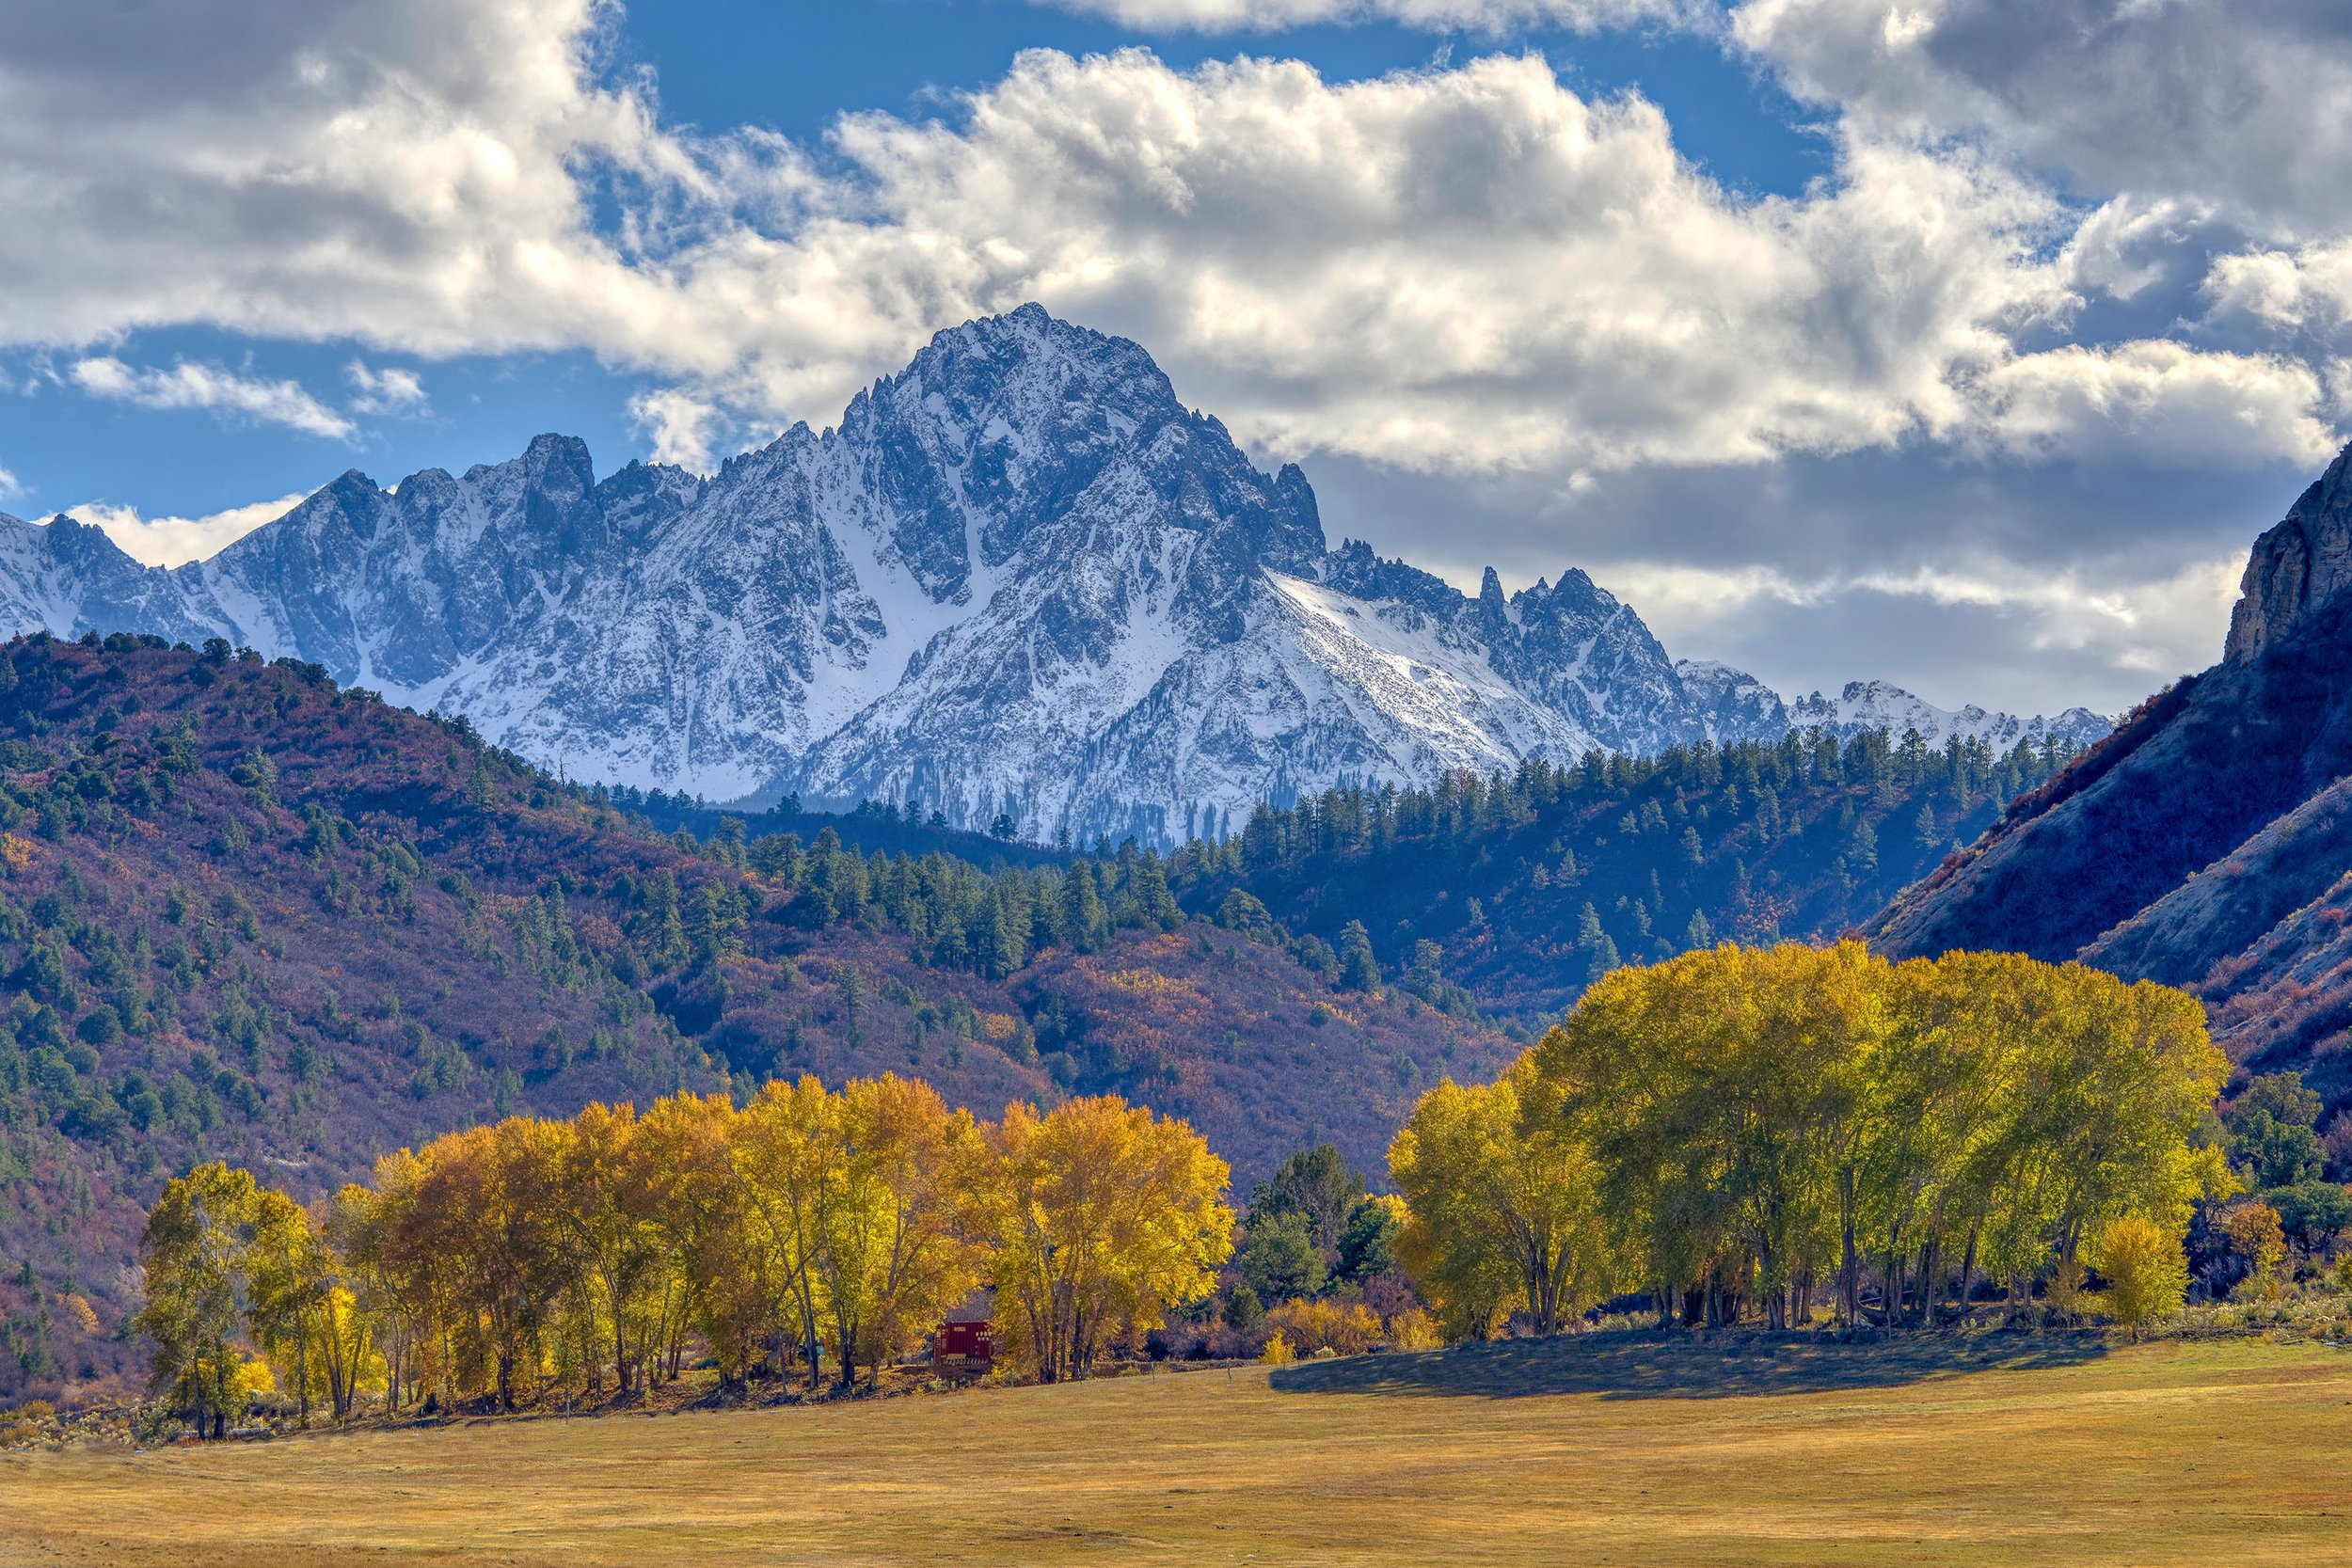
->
[1606,549,2246,710]
[1033,0,1702,32]
[2203,238,2352,342]
[68,493,310,567]
[345,360,430,416]
[627,386,721,471]
[1729,0,2352,236]
[1968,341,2340,469]
[0,8,2324,483]
[0,0,700,356]
[771,53,2079,473]
[731,49,2321,482]
[0,466,19,504]
[69,356,357,440]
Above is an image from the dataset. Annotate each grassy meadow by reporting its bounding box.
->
[5,1333,2349,1566]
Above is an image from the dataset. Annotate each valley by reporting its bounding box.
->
[8,5,2348,1564]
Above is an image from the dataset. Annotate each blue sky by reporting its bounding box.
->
[3,0,2348,715]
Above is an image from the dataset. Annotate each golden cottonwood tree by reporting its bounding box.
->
[818,1075,983,1389]
[1389,1057,1609,1339]
[1407,943,2231,1338]
[639,1090,777,1389]
[729,1076,840,1391]
[141,1080,1234,1410]
[552,1101,665,1397]
[968,1095,1233,1382]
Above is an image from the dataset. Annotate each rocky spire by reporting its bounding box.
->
[2226,440,2352,665]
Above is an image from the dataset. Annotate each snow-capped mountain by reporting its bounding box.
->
[0,306,2108,843]
[1781,679,2109,752]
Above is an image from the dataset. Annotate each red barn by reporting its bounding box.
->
[932,1288,995,1370]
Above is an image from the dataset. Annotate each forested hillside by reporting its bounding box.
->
[0,635,1511,1405]
[1170,729,2081,1020]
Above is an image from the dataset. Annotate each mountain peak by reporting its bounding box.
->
[0,309,2112,842]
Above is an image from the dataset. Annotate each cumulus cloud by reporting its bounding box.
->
[69,357,357,440]
[1969,341,2339,469]
[794,54,2076,473]
[660,49,2317,483]
[0,6,2315,481]
[627,386,722,471]
[68,493,311,567]
[1730,0,2352,236]
[0,0,701,355]
[2202,238,2352,356]
[1602,549,2246,714]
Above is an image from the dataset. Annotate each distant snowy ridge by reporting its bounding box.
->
[1780,678,2109,752]
[0,306,2109,844]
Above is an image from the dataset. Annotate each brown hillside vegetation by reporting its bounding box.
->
[0,635,1511,1404]
[4,1337,2349,1565]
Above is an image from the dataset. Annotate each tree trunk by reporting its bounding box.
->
[1838,1169,1859,1330]
[1959,1223,1980,1327]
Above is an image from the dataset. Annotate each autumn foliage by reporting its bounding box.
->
[136,1083,1232,1429]
[1391,943,2233,1336]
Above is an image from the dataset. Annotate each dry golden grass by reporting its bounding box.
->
[5,1334,2350,1566]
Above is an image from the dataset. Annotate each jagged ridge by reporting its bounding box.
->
[0,307,2106,845]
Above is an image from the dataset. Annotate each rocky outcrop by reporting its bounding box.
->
[2226,441,2352,665]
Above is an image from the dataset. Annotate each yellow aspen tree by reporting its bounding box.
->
[728,1077,839,1391]
[968,1095,1232,1382]
[554,1101,666,1396]
[822,1075,983,1389]
[242,1188,330,1423]
[1389,1058,1610,1339]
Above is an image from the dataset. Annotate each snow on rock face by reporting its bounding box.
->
[1674,659,1790,740]
[20,307,2112,842]
[1784,679,2110,752]
[0,513,224,643]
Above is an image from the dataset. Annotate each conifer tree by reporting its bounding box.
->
[1337,920,1381,992]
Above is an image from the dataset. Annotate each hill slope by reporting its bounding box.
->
[1867,441,2352,1108]
[1171,728,2081,1022]
[0,635,1512,1404]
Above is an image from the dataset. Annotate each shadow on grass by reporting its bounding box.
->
[1269,1328,2110,1401]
